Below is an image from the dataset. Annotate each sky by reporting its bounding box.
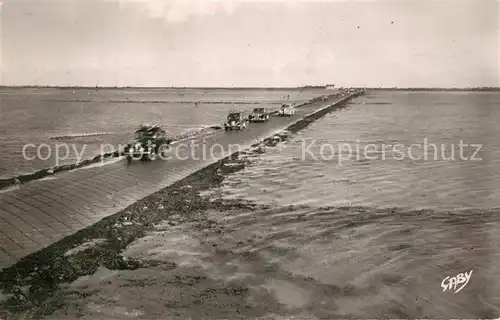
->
[0,0,499,87]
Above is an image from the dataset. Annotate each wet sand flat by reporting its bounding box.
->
[0,93,348,270]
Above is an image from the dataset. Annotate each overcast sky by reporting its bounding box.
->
[1,0,498,87]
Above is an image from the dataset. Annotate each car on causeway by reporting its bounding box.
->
[278,103,296,116]
[224,112,249,131]
[248,107,270,122]
[124,124,172,163]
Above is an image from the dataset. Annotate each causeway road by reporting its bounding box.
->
[0,92,358,270]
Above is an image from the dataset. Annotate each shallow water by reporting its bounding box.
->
[0,87,326,178]
[214,91,500,210]
[206,206,500,318]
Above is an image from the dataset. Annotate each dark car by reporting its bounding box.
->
[248,108,270,122]
[124,124,172,162]
[224,112,249,131]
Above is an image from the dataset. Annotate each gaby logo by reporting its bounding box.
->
[441,270,473,293]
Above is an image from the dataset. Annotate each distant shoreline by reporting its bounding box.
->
[0,86,317,90]
[367,87,500,92]
[0,86,498,91]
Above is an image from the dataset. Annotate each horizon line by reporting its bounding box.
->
[0,85,499,90]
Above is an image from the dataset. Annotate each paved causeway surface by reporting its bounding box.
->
[0,93,354,269]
